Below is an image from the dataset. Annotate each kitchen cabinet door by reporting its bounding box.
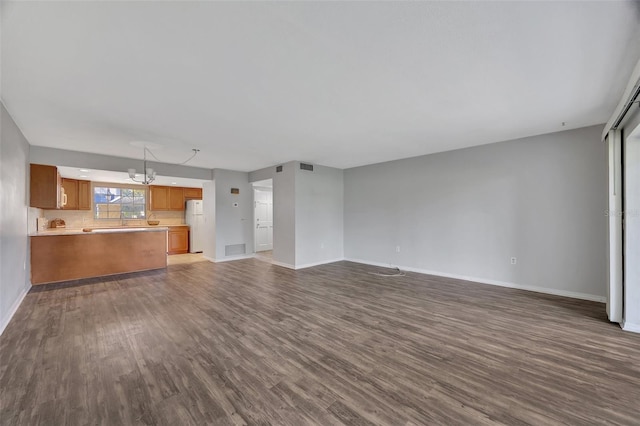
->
[150,186,169,210]
[168,226,189,254]
[169,187,185,211]
[30,164,62,209]
[78,180,92,210]
[183,187,202,200]
[61,178,79,210]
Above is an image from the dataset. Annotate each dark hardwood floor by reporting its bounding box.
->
[1,259,639,425]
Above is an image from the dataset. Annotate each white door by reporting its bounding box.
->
[254,188,273,252]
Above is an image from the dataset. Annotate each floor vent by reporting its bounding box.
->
[225,244,246,256]
[300,163,314,171]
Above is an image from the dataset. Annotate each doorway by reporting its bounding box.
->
[253,180,273,257]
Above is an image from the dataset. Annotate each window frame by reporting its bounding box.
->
[93,182,148,220]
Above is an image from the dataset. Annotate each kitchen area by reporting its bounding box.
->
[29,163,206,285]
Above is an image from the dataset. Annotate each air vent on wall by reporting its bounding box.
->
[276,165,283,173]
[300,163,314,171]
[225,244,246,256]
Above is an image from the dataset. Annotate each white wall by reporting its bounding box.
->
[344,125,607,301]
[202,180,216,261]
[295,164,344,267]
[250,162,297,267]
[1,103,31,334]
[211,169,253,260]
[249,161,344,268]
[273,163,296,266]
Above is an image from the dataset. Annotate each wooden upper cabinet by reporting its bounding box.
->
[61,179,79,210]
[169,187,185,211]
[30,164,61,209]
[78,180,92,210]
[150,186,170,210]
[61,178,91,210]
[150,186,185,211]
[183,187,202,200]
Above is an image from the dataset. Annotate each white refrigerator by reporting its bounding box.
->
[185,200,204,253]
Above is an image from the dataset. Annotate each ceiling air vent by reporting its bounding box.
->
[276,165,283,173]
[300,163,314,171]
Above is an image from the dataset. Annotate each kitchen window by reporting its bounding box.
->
[94,186,146,219]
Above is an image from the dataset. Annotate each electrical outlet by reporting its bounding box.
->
[511,257,517,265]
[396,246,401,253]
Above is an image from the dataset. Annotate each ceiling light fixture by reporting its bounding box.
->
[128,147,157,185]
[127,144,201,185]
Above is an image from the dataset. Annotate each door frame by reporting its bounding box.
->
[253,184,273,253]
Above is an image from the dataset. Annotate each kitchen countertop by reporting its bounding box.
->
[31,226,175,236]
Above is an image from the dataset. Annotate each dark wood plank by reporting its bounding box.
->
[1,259,640,425]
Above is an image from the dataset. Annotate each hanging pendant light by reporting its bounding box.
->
[128,147,157,185]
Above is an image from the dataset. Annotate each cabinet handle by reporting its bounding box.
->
[62,193,68,206]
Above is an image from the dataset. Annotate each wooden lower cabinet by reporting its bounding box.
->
[167,226,189,255]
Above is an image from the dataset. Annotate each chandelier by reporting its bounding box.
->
[128,147,157,185]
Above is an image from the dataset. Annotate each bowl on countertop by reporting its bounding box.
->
[147,220,160,226]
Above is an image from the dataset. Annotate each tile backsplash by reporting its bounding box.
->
[41,209,186,229]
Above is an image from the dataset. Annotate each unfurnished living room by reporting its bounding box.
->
[2,1,640,425]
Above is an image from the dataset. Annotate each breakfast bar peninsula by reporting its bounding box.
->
[30,227,168,285]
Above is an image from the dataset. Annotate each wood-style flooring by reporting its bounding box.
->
[167,253,206,266]
[1,259,639,425]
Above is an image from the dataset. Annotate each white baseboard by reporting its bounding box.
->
[344,258,606,303]
[622,320,640,333]
[0,284,31,336]
[294,258,345,270]
[206,254,255,263]
[271,258,344,270]
[271,260,296,269]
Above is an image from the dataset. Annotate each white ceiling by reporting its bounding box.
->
[2,1,640,171]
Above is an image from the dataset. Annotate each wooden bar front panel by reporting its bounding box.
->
[31,231,167,285]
